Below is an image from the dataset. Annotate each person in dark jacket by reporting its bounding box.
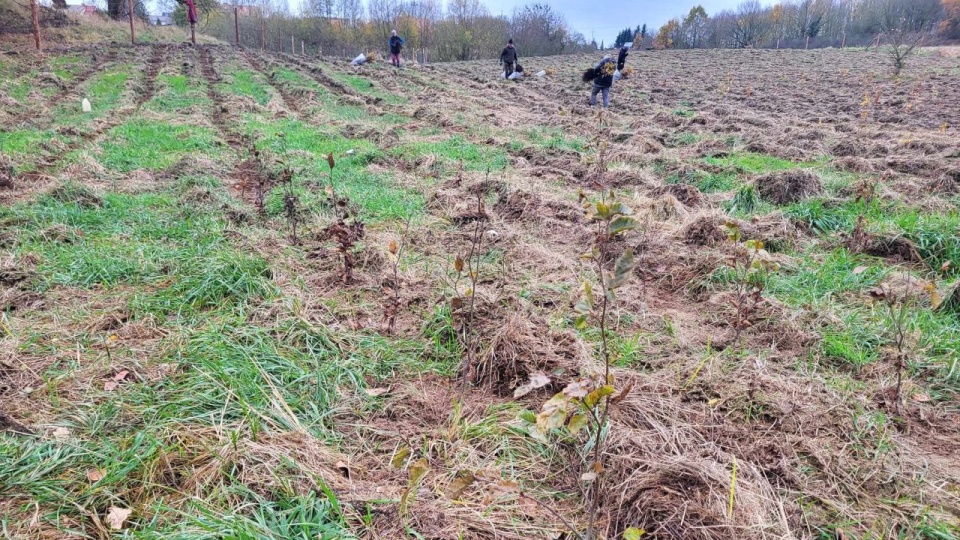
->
[590,55,616,108]
[389,30,404,67]
[499,39,519,79]
[617,45,629,71]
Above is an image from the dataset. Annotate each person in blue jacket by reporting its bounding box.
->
[389,30,405,67]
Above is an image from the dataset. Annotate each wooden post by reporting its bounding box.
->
[290,35,294,54]
[260,17,265,51]
[301,41,304,55]
[30,0,41,51]
[128,0,136,45]
[234,6,239,47]
[190,23,196,45]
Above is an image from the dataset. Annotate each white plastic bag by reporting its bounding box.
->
[508,71,523,80]
[350,53,366,66]
[81,98,91,112]
[535,70,546,77]
[613,69,622,82]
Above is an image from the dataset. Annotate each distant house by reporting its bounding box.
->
[222,4,259,16]
[623,41,634,49]
[154,12,174,25]
[66,4,97,16]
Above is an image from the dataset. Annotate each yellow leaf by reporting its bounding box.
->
[391,446,411,469]
[567,413,588,434]
[408,458,430,485]
[624,527,646,540]
[536,393,570,434]
[584,385,615,408]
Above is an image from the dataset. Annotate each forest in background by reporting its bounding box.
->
[185,0,960,61]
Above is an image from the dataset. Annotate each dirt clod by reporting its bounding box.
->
[755,169,823,204]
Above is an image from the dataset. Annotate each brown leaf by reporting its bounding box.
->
[113,370,130,382]
[105,507,131,530]
[327,153,335,170]
[86,468,105,482]
[610,382,634,406]
[364,387,390,397]
[445,470,476,500]
[454,256,465,273]
[335,460,351,479]
[388,240,399,255]
[487,480,519,500]
[912,393,931,403]
[104,381,119,392]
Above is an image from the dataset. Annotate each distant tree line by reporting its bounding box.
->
[653,0,958,50]
[168,0,596,62]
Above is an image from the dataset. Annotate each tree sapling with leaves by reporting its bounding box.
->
[526,190,642,540]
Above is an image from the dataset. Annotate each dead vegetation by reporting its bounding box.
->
[1,42,959,540]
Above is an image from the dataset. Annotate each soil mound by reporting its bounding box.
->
[755,170,823,204]
[494,190,540,221]
[653,184,707,208]
[683,215,728,246]
[834,156,875,173]
[47,183,103,208]
[830,139,862,157]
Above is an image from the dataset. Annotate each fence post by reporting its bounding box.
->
[30,0,41,51]
[128,0,135,44]
[234,6,239,47]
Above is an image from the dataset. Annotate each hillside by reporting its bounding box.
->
[0,1,217,49]
[1,42,959,540]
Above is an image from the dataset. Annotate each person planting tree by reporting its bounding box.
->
[583,54,617,108]
[499,38,519,79]
[389,30,405,68]
[617,45,629,71]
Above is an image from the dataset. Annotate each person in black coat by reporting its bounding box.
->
[589,55,616,108]
[499,39,519,79]
[617,45,629,71]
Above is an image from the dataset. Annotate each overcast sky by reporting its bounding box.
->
[483,0,774,44]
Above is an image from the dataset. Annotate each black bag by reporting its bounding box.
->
[582,67,598,83]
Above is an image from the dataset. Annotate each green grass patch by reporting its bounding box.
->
[523,126,586,152]
[100,119,220,172]
[394,135,508,172]
[707,152,815,175]
[327,71,408,105]
[149,73,210,112]
[225,69,272,105]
